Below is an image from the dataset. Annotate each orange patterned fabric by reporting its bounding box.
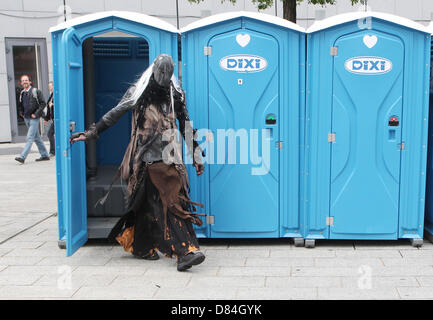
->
[115,226,134,253]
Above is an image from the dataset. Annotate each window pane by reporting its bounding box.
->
[12,45,38,135]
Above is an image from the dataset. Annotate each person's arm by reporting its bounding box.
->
[174,89,204,176]
[70,85,137,144]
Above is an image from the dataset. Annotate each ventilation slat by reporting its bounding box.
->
[137,41,149,59]
[93,39,131,57]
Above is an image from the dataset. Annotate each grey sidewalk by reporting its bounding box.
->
[0,143,433,300]
[0,142,56,245]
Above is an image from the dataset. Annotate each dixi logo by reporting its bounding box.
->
[219,55,268,73]
[344,56,392,75]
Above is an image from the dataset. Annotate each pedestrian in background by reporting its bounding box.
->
[15,74,50,164]
[44,81,55,157]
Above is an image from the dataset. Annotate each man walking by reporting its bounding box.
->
[15,74,50,164]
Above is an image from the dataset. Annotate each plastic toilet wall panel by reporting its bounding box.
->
[329,30,403,239]
[182,17,306,238]
[53,15,178,255]
[207,29,279,236]
[54,12,430,247]
[94,37,150,165]
[425,92,433,236]
[305,18,430,240]
[62,27,88,256]
[51,31,66,243]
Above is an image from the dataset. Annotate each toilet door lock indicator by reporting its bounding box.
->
[389,116,399,127]
[266,114,277,125]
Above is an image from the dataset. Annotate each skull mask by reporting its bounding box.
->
[152,54,174,89]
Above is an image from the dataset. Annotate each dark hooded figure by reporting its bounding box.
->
[70,54,206,271]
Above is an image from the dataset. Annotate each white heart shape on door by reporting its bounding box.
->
[236,33,251,47]
[363,35,378,48]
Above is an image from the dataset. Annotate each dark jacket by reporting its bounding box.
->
[44,92,54,121]
[18,87,46,119]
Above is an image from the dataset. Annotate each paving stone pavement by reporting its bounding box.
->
[0,142,56,244]
[0,144,433,299]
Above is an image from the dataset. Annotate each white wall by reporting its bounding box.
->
[296,0,433,28]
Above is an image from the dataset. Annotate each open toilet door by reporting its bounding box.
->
[61,27,88,256]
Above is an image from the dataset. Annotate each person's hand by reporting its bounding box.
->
[19,113,24,119]
[49,101,53,107]
[31,114,36,119]
[194,162,204,176]
[70,132,86,144]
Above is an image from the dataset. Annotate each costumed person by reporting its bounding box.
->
[70,54,206,271]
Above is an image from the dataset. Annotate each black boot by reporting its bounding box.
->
[177,251,205,271]
[134,251,160,260]
[35,156,50,161]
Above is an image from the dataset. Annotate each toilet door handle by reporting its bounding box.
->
[69,121,76,132]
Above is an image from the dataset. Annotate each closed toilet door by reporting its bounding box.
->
[329,30,404,239]
[207,29,280,237]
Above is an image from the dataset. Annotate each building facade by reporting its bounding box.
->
[1,0,432,142]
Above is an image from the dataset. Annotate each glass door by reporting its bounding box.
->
[5,38,49,142]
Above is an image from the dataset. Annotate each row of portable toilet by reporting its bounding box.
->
[49,10,432,256]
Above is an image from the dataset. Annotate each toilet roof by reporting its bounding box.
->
[428,21,433,34]
[181,11,305,33]
[49,11,179,34]
[307,11,430,34]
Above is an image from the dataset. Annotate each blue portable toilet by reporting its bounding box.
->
[181,12,306,239]
[424,22,433,244]
[303,12,431,248]
[49,11,179,256]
